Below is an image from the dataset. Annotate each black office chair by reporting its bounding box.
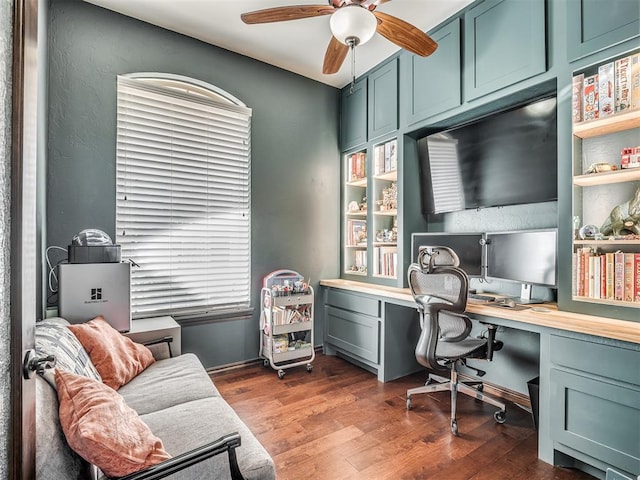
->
[406,246,506,435]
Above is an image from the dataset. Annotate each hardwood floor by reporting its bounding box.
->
[211,353,594,480]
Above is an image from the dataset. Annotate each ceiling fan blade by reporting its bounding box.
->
[373,11,437,57]
[241,5,335,24]
[323,36,349,74]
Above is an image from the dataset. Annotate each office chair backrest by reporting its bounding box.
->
[408,246,470,370]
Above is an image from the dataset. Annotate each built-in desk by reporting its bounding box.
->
[320,279,640,480]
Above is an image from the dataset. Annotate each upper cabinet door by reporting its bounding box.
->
[567,0,640,61]
[367,58,398,141]
[401,18,461,126]
[340,77,368,151]
[464,0,546,101]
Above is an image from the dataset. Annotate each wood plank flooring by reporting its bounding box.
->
[211,353,594,480]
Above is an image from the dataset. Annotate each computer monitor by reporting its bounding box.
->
[411,232,484,277]
[485,228,557,301]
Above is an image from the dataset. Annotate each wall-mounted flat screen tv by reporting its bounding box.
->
[417,96,557,214]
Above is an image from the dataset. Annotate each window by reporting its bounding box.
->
[116,74,252,319]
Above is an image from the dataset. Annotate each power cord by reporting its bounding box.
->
[46,245,67,294]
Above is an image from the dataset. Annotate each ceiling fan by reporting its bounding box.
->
[241,0,438,75]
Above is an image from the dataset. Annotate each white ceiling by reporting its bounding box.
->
[83,0,474,88]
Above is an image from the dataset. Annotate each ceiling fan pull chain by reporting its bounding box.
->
[349,42,356,94]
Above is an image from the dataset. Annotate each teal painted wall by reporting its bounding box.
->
[45,0,340,368]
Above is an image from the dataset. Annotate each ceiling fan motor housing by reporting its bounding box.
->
[329,4,377,46]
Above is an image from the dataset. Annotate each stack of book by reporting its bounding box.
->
[373,139,398,176]
[572,52,640,124]
[347,152,366,182]
[573,248,640,302]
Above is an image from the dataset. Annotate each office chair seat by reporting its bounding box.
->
[406,246,506,436]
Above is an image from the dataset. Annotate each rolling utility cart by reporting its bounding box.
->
[260,270,314,379]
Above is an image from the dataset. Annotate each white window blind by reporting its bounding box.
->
[116,75,252,319]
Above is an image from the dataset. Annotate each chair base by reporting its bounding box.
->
[406,366,507,436]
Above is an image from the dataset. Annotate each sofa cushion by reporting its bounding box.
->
[68,316,155,390]
[118,353,220,416]
[56,370,171,478]
[36,375,92,479]
[134,397,276,480]
[35,318,102,389]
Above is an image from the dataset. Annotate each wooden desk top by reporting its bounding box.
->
[320,279,640,345]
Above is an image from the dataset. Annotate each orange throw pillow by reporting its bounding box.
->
[55,369,171,477]
[68,316,154,390]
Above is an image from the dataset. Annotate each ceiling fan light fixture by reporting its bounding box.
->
[329,5,377,46]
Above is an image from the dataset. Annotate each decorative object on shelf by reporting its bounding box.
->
[621,146,640,169]
[600,186,640,236]
[359,195,367,211]
[585,162,617,174]
[377,182,397,211]
[375,228,396,243]
[347,200,360,213]
[578,224,600,240]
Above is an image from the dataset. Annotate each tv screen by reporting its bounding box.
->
[411,232,484,277]
[485,228,557,288]
[418,96,557,214]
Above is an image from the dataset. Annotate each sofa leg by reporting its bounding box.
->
[228,447,245,480]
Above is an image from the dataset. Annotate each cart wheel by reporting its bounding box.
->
[406,395,412,410]
[494,410,506,424]
[263,359,269,367]
[451,419,459,436]
[277,369,285,379]
[306,364,313,372]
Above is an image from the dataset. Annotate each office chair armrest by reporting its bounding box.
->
[480,323,500,361]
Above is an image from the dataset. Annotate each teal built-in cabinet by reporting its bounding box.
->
[333,0,640,478]
[549,335,640,476]
[367,58,398,140]
[340,77,367,151]
[464,0,546,100]
[400,18,461,127]
[567,0,640,61]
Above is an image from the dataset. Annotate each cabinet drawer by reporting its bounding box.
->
[326,289,380,317]
[326,306,379,363]
[550,369,640,475]
[550,335,640,386]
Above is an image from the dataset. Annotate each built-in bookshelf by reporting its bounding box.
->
[372,139,398,279]
[344,149,368,275]
[571,50,640,308]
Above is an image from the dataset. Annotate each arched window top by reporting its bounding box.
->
[123,72,247,107]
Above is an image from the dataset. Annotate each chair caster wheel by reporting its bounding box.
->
[277,369,285,379]
[406,396,412,410]
[451,420,459,436]
[263,359,269,367]
[306,364,313,372]
[494,410,506,424]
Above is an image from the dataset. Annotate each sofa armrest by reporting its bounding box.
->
[110,432,246,480]
[142,336,174,360]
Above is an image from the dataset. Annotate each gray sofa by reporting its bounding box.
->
[35,318,276,480]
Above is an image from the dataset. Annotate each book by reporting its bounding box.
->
[624,253,635,302]
[632,54,640,111]
[615,56,632,113]
[600,254,606,299]
[598,62,614,117]
[572,73,584,123]
[636,254,640,302]
[605,252,615,299]
[614,251,624,301]
[583,74,599,121]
